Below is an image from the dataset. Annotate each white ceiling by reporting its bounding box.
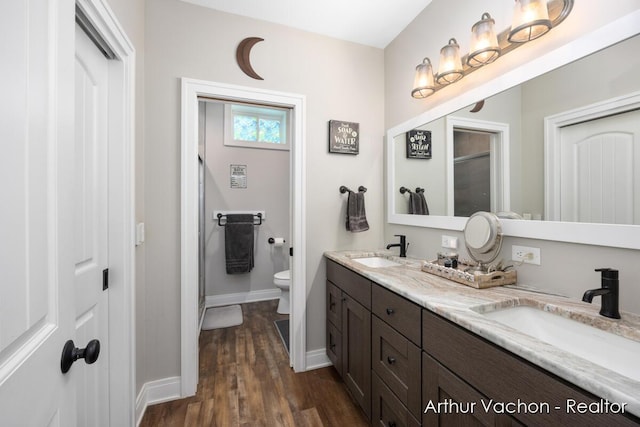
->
[181,0,433,48]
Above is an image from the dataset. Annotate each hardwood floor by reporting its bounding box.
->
[139,300,368,426]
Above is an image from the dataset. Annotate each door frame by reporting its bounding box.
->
[446,116,511,215]
[545,90,640,221]
[180,78,307,396]
[76,0,136,425]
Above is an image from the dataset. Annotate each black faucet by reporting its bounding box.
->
[386,234,407,258]
[582,268,621,319]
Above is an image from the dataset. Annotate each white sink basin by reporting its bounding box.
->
[351,256,402,268]
[477,304,640,382]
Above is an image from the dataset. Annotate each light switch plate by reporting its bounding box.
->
[136,222,145,246]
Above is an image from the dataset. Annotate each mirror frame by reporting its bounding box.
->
[386,11,640,250]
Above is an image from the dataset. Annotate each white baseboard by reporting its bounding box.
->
[305,348,332,370]
[205,288,281,307]
[135,376,181,426]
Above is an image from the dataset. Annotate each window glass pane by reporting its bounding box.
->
[259,118,281,143]
[234,115,258,141]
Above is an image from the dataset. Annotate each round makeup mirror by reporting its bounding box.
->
[464,211,503,272]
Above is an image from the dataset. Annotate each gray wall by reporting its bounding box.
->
[143,0,384,385]
[202,101,290,297]
[384,0,640,314]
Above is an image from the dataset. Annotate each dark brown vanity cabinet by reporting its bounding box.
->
[326,260,372,419]
[326,259,639,426]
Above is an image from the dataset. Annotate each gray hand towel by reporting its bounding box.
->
[409,191,429,215]
[225,214,255,274]
[346,191,369,232]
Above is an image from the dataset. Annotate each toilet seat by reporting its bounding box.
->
[274,270,290,286]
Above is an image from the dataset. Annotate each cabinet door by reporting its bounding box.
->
[423,353,523,427]
[326,319,342,376]
[343,293,372,419]
[327,280,342,329]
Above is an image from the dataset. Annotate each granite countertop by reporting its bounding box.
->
[324,249,640,418]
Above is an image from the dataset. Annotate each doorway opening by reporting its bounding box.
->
[181,79,307,397]
[197,97,291,353]
[446,116,510,216]
[453,129,491,217]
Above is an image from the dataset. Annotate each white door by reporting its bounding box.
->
[0,1,76,425]
[560,109,640,224]
[74,23,111,426]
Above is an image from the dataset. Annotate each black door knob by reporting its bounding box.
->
[60,339,100,374]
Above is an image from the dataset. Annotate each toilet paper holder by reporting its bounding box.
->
[268,237,286,244]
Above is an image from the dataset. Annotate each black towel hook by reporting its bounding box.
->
[399,186,412,194]
[415,187,425,194]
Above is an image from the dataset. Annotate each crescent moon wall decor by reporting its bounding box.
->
[469,100,485,113]
[236,37,264,80]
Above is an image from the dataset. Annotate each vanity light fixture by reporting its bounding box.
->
[410,0,573,99]
[436,38,464,85]
[508,0,552,43]
[468,13,500,67]
[411,58,436,99]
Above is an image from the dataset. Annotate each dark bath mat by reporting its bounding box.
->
[274,318,289,354]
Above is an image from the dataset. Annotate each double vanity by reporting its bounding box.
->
[324,250,640,426]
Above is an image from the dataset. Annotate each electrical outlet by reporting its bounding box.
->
[512,245,541,265]
[441,235,458,249]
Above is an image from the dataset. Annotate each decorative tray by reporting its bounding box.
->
[421,260,517,289]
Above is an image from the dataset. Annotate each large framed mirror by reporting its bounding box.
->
[386,12,640,249]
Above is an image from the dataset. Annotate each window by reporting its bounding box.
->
[224,103,289,150]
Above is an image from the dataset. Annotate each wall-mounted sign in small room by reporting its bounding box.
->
[406,129,432,159]
[230,164,247,189]
[328,120,359,154]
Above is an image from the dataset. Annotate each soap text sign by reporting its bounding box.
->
[328,120,359,154]
[406,129,432,159]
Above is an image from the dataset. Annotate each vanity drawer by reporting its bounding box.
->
[372,315,422,420]
[372,284,421,345]
[327,259,371,309]
[326,280,342,330]
[372,372,421,427]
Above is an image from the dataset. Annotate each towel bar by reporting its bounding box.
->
[339,185,367,194]
[400,186,425,195]
[217,212,263,226]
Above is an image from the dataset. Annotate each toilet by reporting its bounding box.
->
[273,270,290,314]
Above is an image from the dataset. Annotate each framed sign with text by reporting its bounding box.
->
[328,120,359,154]
[406,129,432,159]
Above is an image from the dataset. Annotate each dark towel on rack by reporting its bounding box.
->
[346,191,370,232]
[409,191,429,215]
[225,214,255,274]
